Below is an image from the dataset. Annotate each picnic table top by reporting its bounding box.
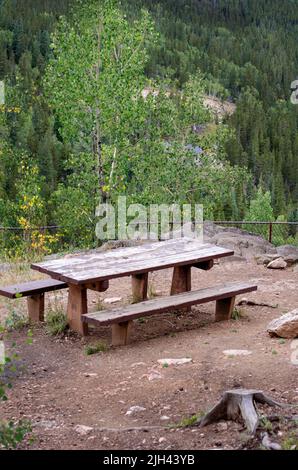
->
[31,238,234,285]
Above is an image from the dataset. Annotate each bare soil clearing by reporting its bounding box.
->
[0,259,297,450]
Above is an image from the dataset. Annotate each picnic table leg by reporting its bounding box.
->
[67,284,88,335]
[215,296,235,322]
[27,294,45,323]
[171,266,191,313]
[111,273,148,347]
[171,265,191,295]
[131,273,148,303]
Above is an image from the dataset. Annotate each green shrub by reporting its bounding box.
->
[0,420,32,450]
[282,433,298,450]
[4,310,28,331]
[85,341,109,355]
[231,308,244,321]
[45,309,68,336]
[0,337,32,449]
[176,411,205,428]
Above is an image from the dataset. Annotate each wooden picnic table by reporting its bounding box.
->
[31,238,234,335]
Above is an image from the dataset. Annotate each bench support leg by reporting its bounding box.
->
[215,296,235,322]
[27,294,45,323]
[67,284,88,336]
[112,321,131,347]
[131,273,148,303]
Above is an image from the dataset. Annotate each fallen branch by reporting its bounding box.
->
[95,426,166,433]
[238,299,278,309]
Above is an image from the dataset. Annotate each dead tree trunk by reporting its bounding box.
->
[197,389,284,435]
[93,21,107,204]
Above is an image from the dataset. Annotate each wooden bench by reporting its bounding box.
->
[83,282,258,346]
[0,279,68,322]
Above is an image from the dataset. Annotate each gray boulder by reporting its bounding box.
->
[255,254,280,266]
[267,309,298,339]
[276,245,298,267]
[267,257,287,270]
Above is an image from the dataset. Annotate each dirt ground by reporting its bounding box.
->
[0,258,297,450]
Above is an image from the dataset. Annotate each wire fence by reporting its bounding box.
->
[0,221,297,260]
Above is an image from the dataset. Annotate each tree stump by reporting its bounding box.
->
[197,389,284,435]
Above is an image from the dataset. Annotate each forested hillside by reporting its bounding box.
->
[139,0,298,218]
[0,0,297,253]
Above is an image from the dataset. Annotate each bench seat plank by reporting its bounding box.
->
[0,279,68,299]
[83,282,257,327]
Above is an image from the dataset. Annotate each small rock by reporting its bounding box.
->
[157,358,192,366]
[160,416,170,421]
[103,297,122,304]
[262,432,282,451]
[159,437,166,443]
[216,422,228,432]
[131,362,146,368]
[37,420,59,430]
[267,309,298,339]
[75,425,93,436]
[267,257,287,270]
[147,370,163,381]
[126,406,146,416]
[84,373,98,378]
[223,350,252,357]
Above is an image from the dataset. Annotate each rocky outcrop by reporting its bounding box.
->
[267,309,298,339]
[256,245,298,268]
[203,222,277,260]
[203,222,298,265]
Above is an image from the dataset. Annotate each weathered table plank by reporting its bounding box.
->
[31,239,233,285]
